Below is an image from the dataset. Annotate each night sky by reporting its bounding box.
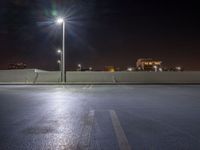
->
[0,0,200,70]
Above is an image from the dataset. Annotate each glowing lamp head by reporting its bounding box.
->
[57,49,62,54]
[56,17,64,24]
[78,64,82,68]
[57,60,61,64]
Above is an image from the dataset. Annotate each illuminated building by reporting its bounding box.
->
[136,58,162,71]
[8,63,27,69]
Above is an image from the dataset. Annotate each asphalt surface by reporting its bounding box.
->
[0,85,200,150]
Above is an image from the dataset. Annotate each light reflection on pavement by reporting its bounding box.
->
[0,85,200,150]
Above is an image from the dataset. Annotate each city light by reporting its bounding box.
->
[159,68,163,72]
[89,67,93,71]
[153,65,158,72]
[77,64,82,71]
[127,67,134,72]
[175,66,182,71]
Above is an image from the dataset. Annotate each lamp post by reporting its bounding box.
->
[57,60,61,71]
[56,17,66,84]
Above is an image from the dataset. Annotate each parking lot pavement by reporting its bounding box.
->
[0,85,200,150]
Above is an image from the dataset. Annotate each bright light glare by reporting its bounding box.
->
[153,65,158,69]
[56,17,64,24]
[57,60,61,64]
[176,66,182,71]
[89,67,93,71]
[57,49,62,54]
[127,67,133,72]
[78,64,81,67]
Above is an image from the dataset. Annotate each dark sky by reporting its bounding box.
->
[0,0,200,70]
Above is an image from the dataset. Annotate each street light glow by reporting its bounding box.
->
[57,49,62,54]
[89,67,93,71]
[56,17,64,24]
[78,64,82,68]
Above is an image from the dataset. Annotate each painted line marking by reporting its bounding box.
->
[78,110,95,150]
[83,85,93,89]
[88,85,93,89]
[83,85,89,89]
[110,110,132,150]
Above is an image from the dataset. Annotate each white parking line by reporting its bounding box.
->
[77,110,95,150]
[83,85,93,89]
[110,110,131,150]
[88,85,93,89]
[83,85,89,89]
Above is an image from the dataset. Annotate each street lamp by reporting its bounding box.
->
[78,64,82,71]
[56,49,62,72]
[56,17,66,83]
[56,18,64,24]
[57,49,62,54]
[57,60,61,71]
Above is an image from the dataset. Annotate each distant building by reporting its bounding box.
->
[136,58,162,71]
[8,63,27,69]
[104,66,115,72]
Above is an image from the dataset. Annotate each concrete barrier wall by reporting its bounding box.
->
[66,71,200,84]
[0,69,36,84]
[35,71,61,83]
[114,72,200,83]
[34,71,115,83]
[0,70,200,84]
[66,72,115,83]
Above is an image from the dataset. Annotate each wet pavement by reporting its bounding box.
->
[0,85,200,150]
